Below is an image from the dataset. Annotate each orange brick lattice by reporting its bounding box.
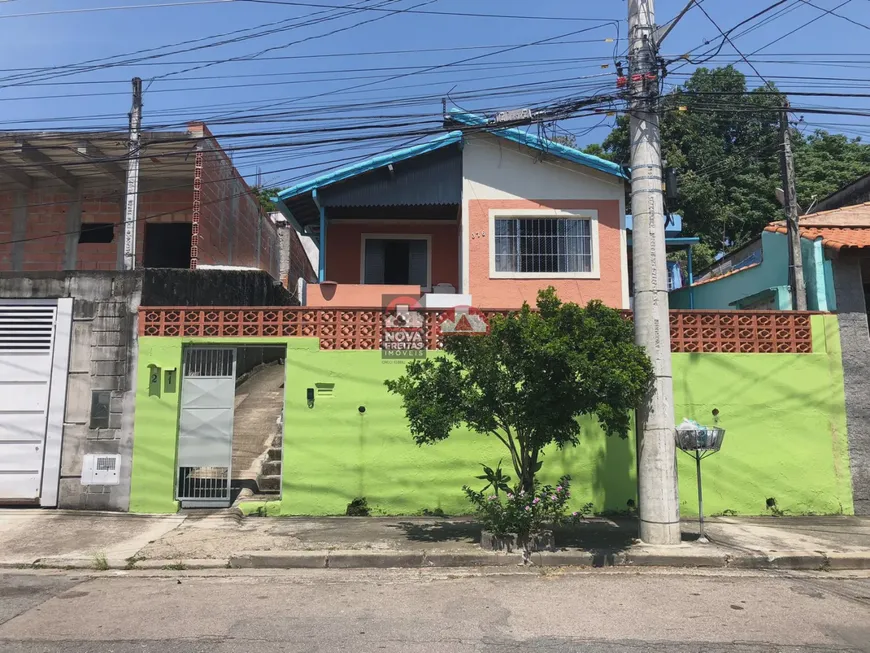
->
[139,307,816,354]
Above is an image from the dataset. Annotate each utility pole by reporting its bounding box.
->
[779,103,807,310]
[123,77,142,271]
[628,0,681,545]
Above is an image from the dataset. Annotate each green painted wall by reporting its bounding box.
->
[129,336,290,514]
[130,315,853,517]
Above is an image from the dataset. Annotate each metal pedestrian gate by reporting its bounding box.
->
[176,347,236,508]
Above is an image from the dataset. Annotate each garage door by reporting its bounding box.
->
[0,305,58,503]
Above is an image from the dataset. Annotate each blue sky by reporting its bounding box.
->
[1,0,869,188]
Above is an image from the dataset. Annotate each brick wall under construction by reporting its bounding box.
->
[192,127,279,279]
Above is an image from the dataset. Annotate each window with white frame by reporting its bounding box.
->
[493,216,593,274]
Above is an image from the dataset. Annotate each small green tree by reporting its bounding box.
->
[384,288,653,493]
[253,186,281,214]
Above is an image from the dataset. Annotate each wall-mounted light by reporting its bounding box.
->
[307,388,315,408]
[358,406,366,414]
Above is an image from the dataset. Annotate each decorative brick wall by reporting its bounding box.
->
[139,306,817,354]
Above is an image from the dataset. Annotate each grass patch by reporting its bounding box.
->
[93,553,110,571]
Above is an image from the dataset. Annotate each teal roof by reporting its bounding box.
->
[276,112,627,204]
[447,110,627,180]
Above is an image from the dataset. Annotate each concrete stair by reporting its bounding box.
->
[256,414,283,495]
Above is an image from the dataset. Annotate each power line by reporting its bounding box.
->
[0,0,396,87]
[797,0,870,31]
[237,0,620,22]
[0,0,232,18]
[692,1,771,86]
[209,22,616,123]
[145,0,440,84]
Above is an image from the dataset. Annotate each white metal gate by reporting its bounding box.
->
[176,347,236,507]
[0,304,60,503]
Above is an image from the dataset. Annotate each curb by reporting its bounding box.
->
[4,550,868,572]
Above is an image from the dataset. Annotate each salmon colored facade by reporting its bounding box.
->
[324,221,460,289]
[466,199,624,309]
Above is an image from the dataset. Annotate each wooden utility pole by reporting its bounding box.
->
[779,103,807,310]
[123,77,142,271]
[628,0,681,545]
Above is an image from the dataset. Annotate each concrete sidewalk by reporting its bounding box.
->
[1,509,868,571]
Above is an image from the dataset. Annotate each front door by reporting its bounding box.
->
[176,347,236,507]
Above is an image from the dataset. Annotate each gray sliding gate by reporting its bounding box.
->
[176,347,236,508]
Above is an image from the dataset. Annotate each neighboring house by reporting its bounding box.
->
[669,228,830,311]
[0,123,284,510]
[0,122,280,275]
[274,110,630,310]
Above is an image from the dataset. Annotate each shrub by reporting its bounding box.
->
[346,497,371,516]
[463,475,589,537]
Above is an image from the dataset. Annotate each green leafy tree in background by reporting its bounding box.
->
[253,186,281,214]
[384,288,653,493]
[591,66,870,251]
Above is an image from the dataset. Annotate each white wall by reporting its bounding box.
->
[461,133,626,202]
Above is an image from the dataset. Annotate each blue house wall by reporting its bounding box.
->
[670,230,833,310]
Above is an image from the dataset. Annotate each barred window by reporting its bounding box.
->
[494,217,592,274]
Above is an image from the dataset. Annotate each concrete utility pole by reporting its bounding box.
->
[628,0,681,545]
[123,77,142,271]
[779,103,807,310]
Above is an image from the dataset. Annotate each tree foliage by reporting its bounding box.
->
[384,289,653,492]
[253,186,281,214]
[591,66,870,249]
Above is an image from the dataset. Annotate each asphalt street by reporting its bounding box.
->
[0,568,869,652]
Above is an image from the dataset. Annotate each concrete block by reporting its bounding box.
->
[68,275,114,300]
[109,393,124,414]
[108,413,122,430]
[95,330,124,347]
[68,322,94,373]
[64,373,92,424]
[73,299,98,320]
[825,552,870,570]
[533,551,597,567]
[424,552,519,568]
[98,302,127,318]
[266,448,282,461]
[60,424,89,476]
[57,478,86,509]
[90,360,126,378]
[91,316,125,332]
[230,552,327,569]
[623,548,728,568]
[86,439,121,456]
[767,552,827,570]
[84,493,112,510]
[327,551,426,569]
[91,346,126,362]
[97,428,119,440]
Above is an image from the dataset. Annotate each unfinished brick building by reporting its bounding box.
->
[0,122,280,275]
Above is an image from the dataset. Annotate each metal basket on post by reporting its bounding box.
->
[675,420,726,543]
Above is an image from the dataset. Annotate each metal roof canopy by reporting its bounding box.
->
[0,127,204,193]
[276,111,629,233]
[278,134,463,231]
